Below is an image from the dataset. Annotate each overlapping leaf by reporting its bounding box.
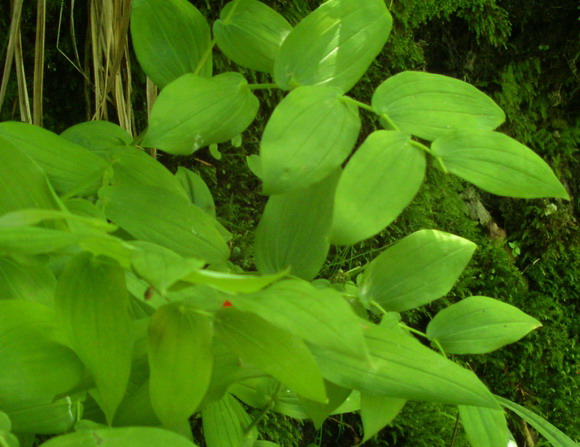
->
[142,73,259,155]
[432,130,570,199]
[0,258,56,305]
[259,86,359,194]
[274,0,392,92]
[148,303,213,427]
[55,253,134,423]
[131,0,211,88]
[214,0,292,73]
[175,167,216,216]
[254,171,339,280]
[372,71,505,140]
[330,131,426,245]
[360,230,476,311]
[6,396,78,435]
[360,393,405,443]
[459,405,509,447]
[202,393,257,447]
[61,121,133,156]
[427,296,542,354]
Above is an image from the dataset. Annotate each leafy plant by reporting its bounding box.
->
[0,0,575,446]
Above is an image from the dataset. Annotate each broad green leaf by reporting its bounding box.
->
[130,241,203,293]
[432,130,570,199]
[299,380,353,428]
[142,73,259,155]
[260,86,359,194]
[459,405,509,447]
[360,393,406,442]
[230,279,368,361]
[274,0,392,92]
[148,303,213,427]
[360,229,476,311]
[0,136,60,216]
[0,432,18,447]
[330,131,426,245]
[55,253,133,423]
[0,208,116,233]
[0,122,107,195]
[175,167,216,217]
[6,396,78,435]
[0,226,79,256]
[60,121,132,156]
[372,71,505,141]
[100,185,229,264]
[0,300,84,406]
[131,0,211,88]
[0,411,10,431]
[0,258,55,305]
[214,0,292,73]
[254,170,339,280]
[110,146,188,199]
[202,393,257,447]
[311,322,499,409]
[181,269,288,293]
[426,296,542,354]
[254,442,281,447]
[39,426,199,447]
[215,308,327,403]
[496,395,577,447]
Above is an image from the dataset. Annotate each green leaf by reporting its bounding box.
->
[311,322,499,409]
[0,136,60,216]
[0,411,10,431]
[0,208,116,233]
[0,300,84,406]
[142,73,259,155]
[360,229,476,311]
[181,269,288,294]
[0,258,56,305]
[426,296,542,354]
[458,405,509,447]
[39,426,199,447]
[330,131,426,245]
[360,393,405,442]
[254,170,339,280]
[148,303,213,427]
[0,226,79,256]
[6,396,78,435]
[202,393,257,447]
[55,253,134,423]
[260,86,359,194]
[230,279,368,361]
[215,308,327,403]
[100,184,229,264]
[110,146,188,199]
[372,71,505,141]
[496,395,577,447]
[299,380,353,428]
[60,121,132,156]
[432,130,570,199]
[131,0,211,88]
[175,167,216,217]
[214,0,292,73]
[274,0,392,92]
[0,122,107,195]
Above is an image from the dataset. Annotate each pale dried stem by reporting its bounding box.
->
[33,0,47,126]
[0,0,24,115]
[14,23,31,123]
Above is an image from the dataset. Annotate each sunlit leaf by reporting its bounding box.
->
[254,170,339,280]
[459,405,509,447]
[175,167,216,217]
[202,393,257,447]
[372,71,505,140]
[39,426,199,447]
[61,121,132,156]
[148,303,212,427]
[432,130,569,199]
[260,86,359,194]
[6,396,78,435]
[330,131,426,245]
[360,393,405,442]
[131,0,211,88]
[100,185,229,264]
[360,230,476,311]
[214,0,292,73]
[142,73,259,155]
[215,308,327,403]
[299,380,353,428]
[181,269,288,293]
[0,226,79,256]
[0,122,107,195]
[496,395,577,447]
[0,258,56,305]
[274,0,392,92]
[55,253,133,423]
[427,296,542,354]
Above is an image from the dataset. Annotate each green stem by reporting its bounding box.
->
[398,322,429,339]
[434,155,449,173]
[340,96,375,113]
[248,83,278,90]
[369,299,389,315]
[244,382,282,436]
[193,38,216,76]
[409,139,432,155]
[379,113,400,131]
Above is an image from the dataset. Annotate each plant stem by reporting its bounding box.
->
[248,83,278,90]
[244,382,282,436]
[398,322,429,339]
[409,139,432,155]
[340,95,375,113]
[193,38,215,76]
[379,113,400,131]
